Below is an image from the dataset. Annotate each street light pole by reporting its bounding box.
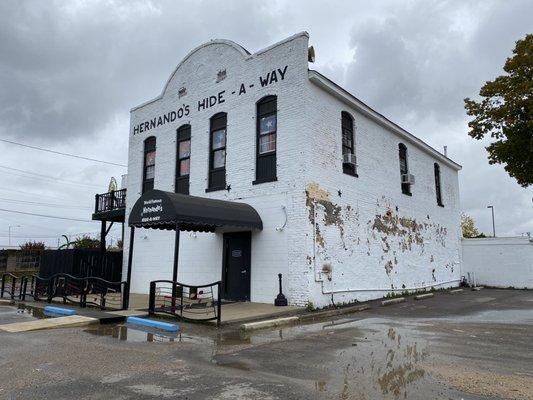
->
[487,206,495,237]
[8,225,20,246]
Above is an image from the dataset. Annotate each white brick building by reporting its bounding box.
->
[122,32,462,308]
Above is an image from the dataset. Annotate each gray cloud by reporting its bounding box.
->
[0,0,531,246]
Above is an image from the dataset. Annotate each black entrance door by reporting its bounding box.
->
[222,232,251,301]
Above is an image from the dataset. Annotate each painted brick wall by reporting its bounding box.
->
[123,33,310,303]
[122,32,462,308]
[299,83,462,307]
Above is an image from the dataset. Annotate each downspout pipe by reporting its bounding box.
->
[320,278,461,295]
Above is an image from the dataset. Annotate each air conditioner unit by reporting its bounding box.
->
[343,153,357,166]
[401,173,415,185]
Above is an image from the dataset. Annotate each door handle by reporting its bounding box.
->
[241,270,247,274]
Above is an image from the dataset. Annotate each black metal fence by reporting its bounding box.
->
[148,280,221,325]
[1,272,128,311]
[40,249,122,282]
[29,273,127,310]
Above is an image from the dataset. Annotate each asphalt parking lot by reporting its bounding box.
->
[0,288,532,400]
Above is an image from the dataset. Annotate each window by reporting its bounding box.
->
[207,113,227,191]
[142,137,156,193]
[398,143,411,195]
[341,112,357,176]
[176,125,191,195]
[434,163,443,206]
[254,96,277,184]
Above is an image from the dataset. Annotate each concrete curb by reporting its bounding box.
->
[240,316,299,331]
[472,286,484,291]
[381,297,406,306]
[240,304,371,332]
[414,293,434,300]
[298,304,370,322]
[449,289,463,294]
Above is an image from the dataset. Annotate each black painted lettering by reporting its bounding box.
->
[144,122,149,131]
[133,125,139,135]
[218,90,225,103]
[269,70,278,84]
[157,116,163,127]
[170,111,176,122]
[149,118,156,129]
[278,65,288,80]
[184,105,190,116]
[239,83,246,95]
[209,96,217,107]
[163,114,170,124]
[259,72,270,87]
[198,98,206,111]
[177,107,183,118]
[139,124,144,133]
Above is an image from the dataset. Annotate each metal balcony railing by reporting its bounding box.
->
[94,189,126,214]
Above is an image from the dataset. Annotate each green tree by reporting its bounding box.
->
[461,213,486,238]
[73,235,100,249]
[464,34,533,187]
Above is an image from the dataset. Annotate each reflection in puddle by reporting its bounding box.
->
[84,324,182,343]
[15,304,51,319]
[311,323,430,399]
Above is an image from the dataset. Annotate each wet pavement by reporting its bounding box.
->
[0,303,50,324]
[0,288,532,399]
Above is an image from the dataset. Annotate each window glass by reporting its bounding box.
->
[259,134,276,154]
[179,140,190,158]
[259,115,277,135]
[145,151,156,166]
[145,165,155,180]
[212,129,226,149]
[213,149,225,169]
[180,159,190,175]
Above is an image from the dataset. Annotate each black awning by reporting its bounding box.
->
[128,190,263,232]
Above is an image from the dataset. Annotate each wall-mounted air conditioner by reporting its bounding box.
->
[401,173,415,185]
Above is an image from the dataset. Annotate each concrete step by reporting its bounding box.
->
[0,315,98,333]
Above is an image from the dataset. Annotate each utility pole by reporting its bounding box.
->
[487,205,496,237]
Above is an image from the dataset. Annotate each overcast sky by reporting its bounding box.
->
[0,0,531,248]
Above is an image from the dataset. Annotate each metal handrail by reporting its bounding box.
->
[148,280,222,326]
[21,273,127,310]
[0,273,19,299]
[94,189,126,214]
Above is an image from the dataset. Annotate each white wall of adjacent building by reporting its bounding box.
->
[122,32,462,307]
[462,237,533,289]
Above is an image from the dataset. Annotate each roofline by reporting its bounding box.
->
[131,32,309,112]
[308,70,462,171]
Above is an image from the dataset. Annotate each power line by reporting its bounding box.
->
[0,197,93,210]
[0,208,94,222]
[0,165,102,188]
[0,138,127,167]
[0,167,102,189]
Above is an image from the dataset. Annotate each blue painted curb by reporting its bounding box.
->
[44,306,77,316]
[127,316,180,332]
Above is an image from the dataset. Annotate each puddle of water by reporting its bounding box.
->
[436,308,533,324]
[0,303,52,324]
[84,323,195,343]
[16,304,52,319]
